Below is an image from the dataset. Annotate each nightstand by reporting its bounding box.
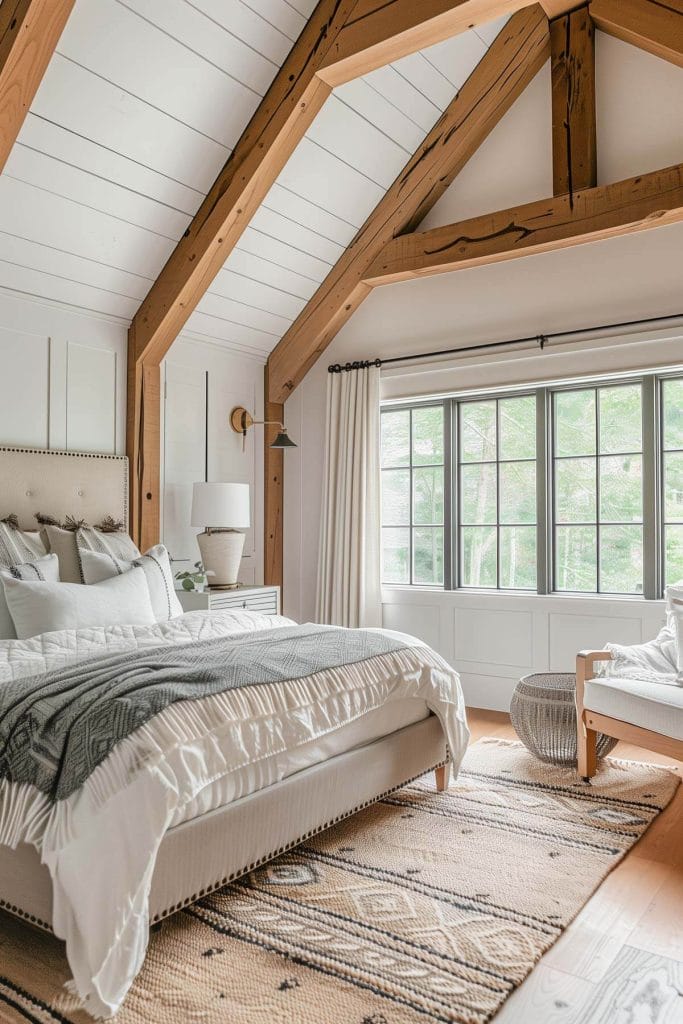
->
[176,584,280,616]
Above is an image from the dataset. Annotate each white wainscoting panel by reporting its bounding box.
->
[381,589,668,712]
[65,343,117,454]
[0,326,49,448]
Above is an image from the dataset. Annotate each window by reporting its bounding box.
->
[663,378,683,584]
[380,370,683,597]
[459,396,537,590]
[380,405,445,585]
[553,384,643,594]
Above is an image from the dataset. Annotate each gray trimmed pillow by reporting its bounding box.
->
[80,544,182,622]
[0,553,60,638]
[0,518,46,565]
[39,519,140,583]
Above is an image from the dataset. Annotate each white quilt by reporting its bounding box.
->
[0,610,469,1019]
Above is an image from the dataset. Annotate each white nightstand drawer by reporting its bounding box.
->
[176,585,280,616]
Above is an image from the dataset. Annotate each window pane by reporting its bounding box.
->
[599,385,642,454]
[500,527,536,589]
[460,401,496,462]
[664,452,683,522]
[600,525,643,594]
[499,396,536,461]
[412,406,444,466]
[381,469,410,525]
[555,526,597,591]
[554,389,596,457]
[461,527,497,587]
[413,528,443,584]
[555,457,596,523]
[600,455,642,523]
[665,525,683,585]
[382,529,410,583]
[381,410,410,467]
[499,461,536,524]
[663,379,683,451]
[461,463,497,524]
[413,467,444,525]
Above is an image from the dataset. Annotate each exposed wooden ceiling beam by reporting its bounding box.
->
[590,0,683,69]
[266,5,550,406]
[0,0,74,173]
[551,4,596,196]
[129,0,537,369]
[363,163,683,284]
[539,1,586,18]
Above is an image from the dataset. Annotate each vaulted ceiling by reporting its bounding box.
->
[0,0,509,359]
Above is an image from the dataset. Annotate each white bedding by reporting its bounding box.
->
[0,609,468,1019]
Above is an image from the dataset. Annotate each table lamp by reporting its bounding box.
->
[190,482,250,588]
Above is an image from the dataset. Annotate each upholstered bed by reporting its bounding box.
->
[0,447,468,1019]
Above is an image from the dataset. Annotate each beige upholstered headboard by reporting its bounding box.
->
[0,447,128,531]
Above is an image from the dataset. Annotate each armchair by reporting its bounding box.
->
[576,649,683,780]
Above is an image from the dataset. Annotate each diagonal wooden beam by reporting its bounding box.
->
[590,0,683,69]
[363,163,683,284]
[266,5,550,407]
[550,4,596,197]
[126,0,539,552]
[0,0,74,173]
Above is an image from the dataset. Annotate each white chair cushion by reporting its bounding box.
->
[584,675,683,742]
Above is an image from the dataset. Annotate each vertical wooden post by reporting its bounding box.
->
[550,4,596,199]
[264,363,284,590]
[127,324,161,551]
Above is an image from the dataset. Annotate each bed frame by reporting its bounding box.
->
[0,446,449,935]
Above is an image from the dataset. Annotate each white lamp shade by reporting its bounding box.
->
[191,482,250,529]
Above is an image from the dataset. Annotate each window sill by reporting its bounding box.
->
[381,585,665,606]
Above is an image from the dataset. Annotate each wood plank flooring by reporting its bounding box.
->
[466,709,683,1024]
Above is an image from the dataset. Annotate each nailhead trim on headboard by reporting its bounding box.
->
[0,447,129,528]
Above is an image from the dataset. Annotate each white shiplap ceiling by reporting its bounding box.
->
[0,0,509,358]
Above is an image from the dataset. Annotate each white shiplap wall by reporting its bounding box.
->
[0,0,510,357]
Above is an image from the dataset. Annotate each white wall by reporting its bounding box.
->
[162,337,265,584]
[0,288,266,582]
[283,37,683,709]
[0,290,126,455]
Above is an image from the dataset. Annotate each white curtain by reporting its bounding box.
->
[316,365,382,628]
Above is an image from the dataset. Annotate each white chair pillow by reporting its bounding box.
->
[80,544,183,622]
[0,553,60,639]
[3,567,156,640]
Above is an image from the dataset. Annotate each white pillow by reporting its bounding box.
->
[666,587,683,684]
[80,544,183,622]
[0,554,60,639]
[3,567,156,640]
[40,523,141,583]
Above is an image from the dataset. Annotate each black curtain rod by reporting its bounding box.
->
[327,312,683,374]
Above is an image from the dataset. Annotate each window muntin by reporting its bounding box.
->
[380,405,444,585]
[380,370,682,597]
[459,395,537,590]
[663,378,683,584]
[552,384,644,594]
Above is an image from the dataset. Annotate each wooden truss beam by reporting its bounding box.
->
[550,4,596,196]
[266,5,550,407]
[126,0,539,552]
[363,163,683,284]
[590,0,683,69]
[0,0,74,173]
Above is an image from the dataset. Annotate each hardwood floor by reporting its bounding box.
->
[466,709,683,1024]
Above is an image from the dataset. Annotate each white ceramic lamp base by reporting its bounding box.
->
[196,530,245,587]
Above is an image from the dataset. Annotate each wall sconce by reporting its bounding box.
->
[230,406,298,450]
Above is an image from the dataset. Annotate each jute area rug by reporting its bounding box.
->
[0,738,678,1024]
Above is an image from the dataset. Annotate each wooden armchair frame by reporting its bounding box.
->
[576,650,683,780]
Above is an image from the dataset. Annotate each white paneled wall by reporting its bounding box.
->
[0,292,125,455]
[162,338,265,586]
[382,590,667,711]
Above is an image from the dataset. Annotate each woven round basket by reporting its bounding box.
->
[510,672,618,767]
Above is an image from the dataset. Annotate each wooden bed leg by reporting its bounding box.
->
[577,717,597,781]
[434,764,449,792]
